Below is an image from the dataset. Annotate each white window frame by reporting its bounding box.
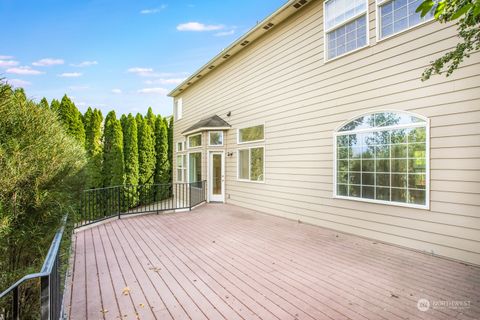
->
[237,123,265,145]
[176,141,185,152]
[208,131,224,147]
[176,154,187,182]
[237,146,266,184]
[376,0,435,42]
[175,98,183,121]
[187,133,202,149]
[333,110,430,210]
[188,151,203,185]
[323,0,370,62]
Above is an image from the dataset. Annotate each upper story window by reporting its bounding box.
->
[188,133,202,149]
[238,124,264,144]
[177,141,185,152]
[378,0,434,39]
[174,98,183,121]
[324,0,368,61]
[334,111,429,209]
[209,131,224,146]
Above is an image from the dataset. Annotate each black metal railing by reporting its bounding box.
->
[76,181,207,228]
[0,218,67,319]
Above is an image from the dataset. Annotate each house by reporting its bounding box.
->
[168,0,480,266]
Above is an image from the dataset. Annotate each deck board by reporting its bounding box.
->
[65,204,480,320]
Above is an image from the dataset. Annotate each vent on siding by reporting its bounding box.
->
[263,22,274,30]
[179,88,183,91]
[240,40,250,46]
[223,54,231,59]
[208,65,216,70]
[293,0,308,9]
[187,82,192,85]
[196,74,202,78]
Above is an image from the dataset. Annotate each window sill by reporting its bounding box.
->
[237,179,265,184]
[333,194,430,210]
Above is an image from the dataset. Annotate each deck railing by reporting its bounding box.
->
[76,181,207,228]
[0,218,67,320]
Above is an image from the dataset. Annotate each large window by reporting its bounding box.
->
[378,0,434,40]
[324,0,368,61]
[209,131,224,146]
[238,147,265,182]
[238,124,264,144]
[189,152,202,185]
[188,133,202,148]
[334,111,429,208]
[177,154,186,182]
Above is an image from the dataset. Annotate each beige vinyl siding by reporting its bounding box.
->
[173,0,480,265]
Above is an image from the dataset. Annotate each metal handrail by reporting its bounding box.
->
[0,217,67,319]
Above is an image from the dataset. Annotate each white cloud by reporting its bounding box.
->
[0,55,13,59]
[0,59,19,68]
[177,22,224,32]
[6,66,44,75]
[69,85,89,91]
[112,88,122,94]
[71,61,98,67]
[144,78,185,85]
[140,5,167,14]
[137,87,168,95]
[59,72,82,78]
[215,30,235,37]
[8,79,31,87]
[32,58,64,67]
[128,67,154,77]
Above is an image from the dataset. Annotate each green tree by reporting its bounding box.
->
[38,97,49,109]
[84,108,104,189]
[154,116,170,198]
[103,111,124,187]
[417,0,480,80]
[137,117,156,185]
[50,99,60,112]
[167,116,174,184]
[146,107,156,133]
[57,95,86,146]
[123,115,139,186]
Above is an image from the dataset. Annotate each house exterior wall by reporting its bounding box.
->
[173,0,480,265]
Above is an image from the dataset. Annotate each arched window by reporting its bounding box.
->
[334,111,429,208]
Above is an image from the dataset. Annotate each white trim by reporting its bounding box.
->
[237,123,266,145]
[375,0,435,42]
[187,151,202,183]
[208,131,224,147]
[183,126,231,137]
[236,146,266,184]
[332,110,430,210]
[323,0,370,63]
[176,141,186,152]
[187,133,203,149]
[174,98,183,121]
[207,151,225,202]
[176,154,187,182]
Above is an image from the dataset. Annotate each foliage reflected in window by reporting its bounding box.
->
[188,134,202,148]
[239,125,264,143]
[177,154,186,182]
[189,152,202,186]
[238,147,264,182]
[209,131,223,146]
[336,112,428,207]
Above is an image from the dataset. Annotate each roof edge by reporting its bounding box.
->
[168,0,312,97]
[182,126,232,136]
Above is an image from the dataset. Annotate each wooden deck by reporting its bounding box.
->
[64,204,480,320]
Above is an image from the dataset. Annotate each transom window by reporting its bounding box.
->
[238,147,265,182]
[209,131,224,146]
[324,0,368,60]
[378,0,434,39]
[238,124,264,144]
[335,111,429,208]
[188,133,202,149]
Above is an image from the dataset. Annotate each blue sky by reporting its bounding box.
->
[0,0,286,116]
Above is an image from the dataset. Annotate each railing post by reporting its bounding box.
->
[40,275,49,320]
[12,286,19,320]
[118,186,121,219]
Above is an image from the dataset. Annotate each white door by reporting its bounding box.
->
[209,152,225,202]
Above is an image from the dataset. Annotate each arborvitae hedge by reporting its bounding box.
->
[103,111,125,187]
[58,95,86,147]
[137,117,156,185]
[154,116,170,187]
[84,107,104,189]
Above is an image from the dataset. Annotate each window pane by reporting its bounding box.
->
[409,174,426,189]
[327,14,367,60]
[177,142,183,152]
[380,0,434,39]
[409,158,426,173]
[392,144,407,158]
[177,169,183,182]
[325,0,367,30]
[376,187,390,201]
[250,147,264,182]
[189,153,202,183]
[408,143,426,158]
[338,171,349,184]
[409,189,426,205]
[362,160,375,172]
[338,147,349,159]
[177,155,183,168]
[239,125,264,143]
[189,134,202,148]
[338,184,348,196]
[392,174,407,188]
[392,188,407,203]
[349,185,361,198]
[209,132,223,146]
[338,160,349,172]
[362,186,375,199]
[376,173,390,186]
[392,159,408,172]
[362,173,374,185]
[349,172,361,185]
[238,149,249,180]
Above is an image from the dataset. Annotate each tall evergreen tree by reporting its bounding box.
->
[146,107,156,133]
[103,111,124,187]
[154,116,170,189]
[57,95,86,146]
[84,108,103,188]
[123,114,139,186]
[38,97,49,109]
[167,116,174,184]
[50,99,60,112]
[137,117,155,185]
